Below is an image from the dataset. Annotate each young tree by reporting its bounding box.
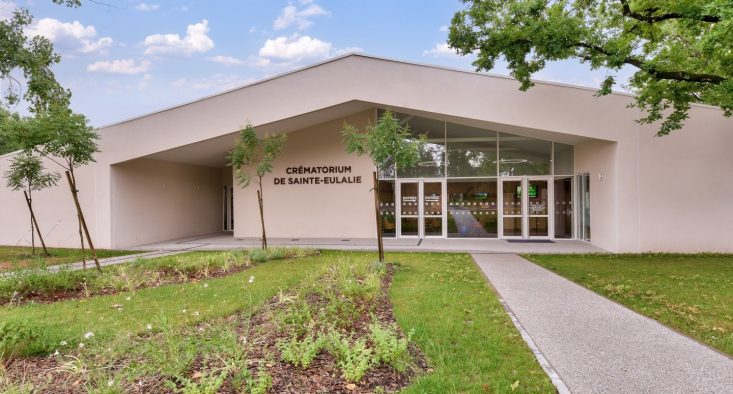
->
[342,111,425,262]
[3,152,60,255]
[448,0,732,135]
[228,125,287,250]
[9,105,101,271]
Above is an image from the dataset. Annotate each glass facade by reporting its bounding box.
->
[447,180,498,238]
[377,109,576,239]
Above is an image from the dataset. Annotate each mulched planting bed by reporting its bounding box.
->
[1,249,317,306]
[2,262,428,393]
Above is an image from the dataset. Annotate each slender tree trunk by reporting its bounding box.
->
[23,190,49,256]
[65,170,101,272]
[372,171,384,262]
[27,188,35,255]
[257,178,267,249]
[79,219,86,269]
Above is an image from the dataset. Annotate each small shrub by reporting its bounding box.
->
[0,321,41,362]
[276,332,325,369]
[326,332,375,382]
[369,322,412,372]
[248,249,269,264]
[266,248,286,261]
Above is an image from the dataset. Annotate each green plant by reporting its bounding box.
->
[326,332,375,382]
[248,248,270,264]
[228,125,287,249]
[247,368,272,394]
[274,299,313,336]
[165,368,228,394]
[0,321,41,362]
[369,322,413,372]
[276,332,326,369]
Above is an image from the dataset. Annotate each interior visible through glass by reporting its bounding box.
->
[447,180,498,238]
[502,180,523,236]
[554,177,573,238]
[378,180,396,238]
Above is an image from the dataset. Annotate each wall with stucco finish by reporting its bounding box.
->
[637,106,733,252]
[234,110,376,239]
[110,159,222,248]
[0,153,100,248]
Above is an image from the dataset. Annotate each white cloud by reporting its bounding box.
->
[87,59,151,74]
[207,55,246,66]
[252,34,360,69]
[26,18,113,54]
[135,3,160,12]
[273,2,329,30]
[423,42,459,57]
[259,34,331,61]
[142,19,214,56]
[248,26,257,33]
[439,25,449,32]
[179,6,189,12]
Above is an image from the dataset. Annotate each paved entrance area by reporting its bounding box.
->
[474,253,733,393]
[132,233,606,254]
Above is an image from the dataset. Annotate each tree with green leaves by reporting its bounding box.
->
[228,125,287,250]
[342,111,425,262]
[4,152,60,255]
[1,0,81,113]
[7,105,101,271]
[448,0,732,135]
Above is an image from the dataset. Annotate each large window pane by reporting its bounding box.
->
[554,142,574,175]
[447,180,498,238]
[499,133,551,176]
[378,180,396,238]
[446,123,497,177]
[394,114,445,178]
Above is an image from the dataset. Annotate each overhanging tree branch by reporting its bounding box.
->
[574,43,726,84]
[619,0,720,23]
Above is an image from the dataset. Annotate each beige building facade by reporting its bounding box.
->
[1,54,731,252]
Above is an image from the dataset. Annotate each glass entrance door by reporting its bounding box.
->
[500,177,551,239]
[501,179,523,237]
[397,180,445,238]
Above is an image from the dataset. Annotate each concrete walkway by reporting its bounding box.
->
[473,253,733,394]
[133,233,606,254]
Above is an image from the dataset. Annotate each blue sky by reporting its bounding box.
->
[4,0,634,126]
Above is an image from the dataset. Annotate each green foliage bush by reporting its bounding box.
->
[326,331,375,382]
[369,322,413,372]
[276,332,326,369]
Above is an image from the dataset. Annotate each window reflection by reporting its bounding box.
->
[446,123,497,177]
[499,134,551,176]
[447,180,498,238]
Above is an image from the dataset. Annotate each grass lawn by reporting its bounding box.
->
[0,251,554,392]
[525,253,733,356]
[0,245,137,272]
[390,253,554,393]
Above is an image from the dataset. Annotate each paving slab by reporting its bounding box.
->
[473,253,733,394]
